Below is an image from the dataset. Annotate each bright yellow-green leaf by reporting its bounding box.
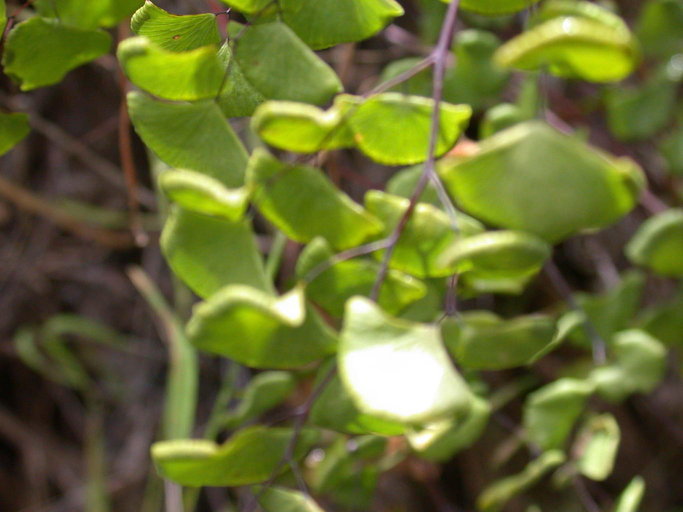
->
[365,191,481,278]
[247,150,383,250]
[258,487,325,512]
[576,413,620,481]
[118,37,224,101]
[349,93,471,165]
[626,209,683,277]
[449,0,541,16]
[161,208,271,298]
[438,121,643,242]
[477,450,566,512]
[339,297,473,425]
[407,394,491,461]
[234,22,342,105]
[131,1,220,51]
[523,378,594,450]
[614,476,646,512]
[127,92,247,187]
[251,99,355,153]
[2,17,111,91]
[494,16,639,82]
[152,426,317,487]
[280,0,404,50]
[158,170,249,221]
[187,285,337,368]
[0,112,30,156]
[0,1,6,35]
[441,312,561,370]
[35,0,143,28]
[218,0,274,15]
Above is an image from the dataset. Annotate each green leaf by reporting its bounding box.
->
[494,16,639,82]
[310,362,406,436]
[118,37,224,101]
[258,487,325,512]
[161,208,271,298]
[151,426,317,487]
[280,0,404,50]
[614,476,646,512]
[638,289,683,348]
[2,17,111,91]
[626,209,683,277]
[0,112,30,156]
[338,297,473,425]
[131,1,220,51]
[454,0,541,16]
[234,22,342,105]
[636,0,683,58]
[365,191,481,278]
[523,378,594,451]
[187,285,337,368]
[35,0,143,29]
[127,92,247,187]
[217,0,274,15]
[216,42,265,117]
[477,450,566,512]
[297,238,427,317]
[0,1,6,35]
[251,99,356,153]
[407,394,491,461]
[530,0,630,31]
[441,312,562,370]
[660,125,683,176]
[348,93,471,165]
[589,329,667,403]
[480,103,526,139]
[438,230,551,285]
[226,372,297,427]
[158,170,249,221]
[438,121,644,242]
[247,149,383,250]
[575,413,620,481]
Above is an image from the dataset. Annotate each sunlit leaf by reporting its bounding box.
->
[151,426,317,487]
[575,413,620,481]
[338,297,472,424]
[2,17,111,91]
[280,0,404,50]
[258,487,325,512]
[131,1,220,51]
[161,208,271,298]
[451,0,541,16]
[35,0,143,29]
[187,285,337,368]
[118,37,224,101]
[217,0,274,15]
[494,16,639,82]
[477,450,566,512]
[523,378,594,451]
[589,329,666,403]
[614,476,646,512]
[297,238,426,317]
[248,149,383,250]
[438,121,643,242]
[348,93,471,165]
[626,209,683,277]
[0,112,30,156]
[407,394,491,461]
[234,22,343,105]
[127,92,247,187]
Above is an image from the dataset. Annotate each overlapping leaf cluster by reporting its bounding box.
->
[2,0,681,510]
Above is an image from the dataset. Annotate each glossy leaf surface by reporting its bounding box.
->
[248,150,383,250]
[187,285,337,368]
[339,297,472,424]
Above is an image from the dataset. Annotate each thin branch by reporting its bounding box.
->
[544,260,607,365]
[572,476,602,512]
[302,238,392,283]
[371,0,462,302]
